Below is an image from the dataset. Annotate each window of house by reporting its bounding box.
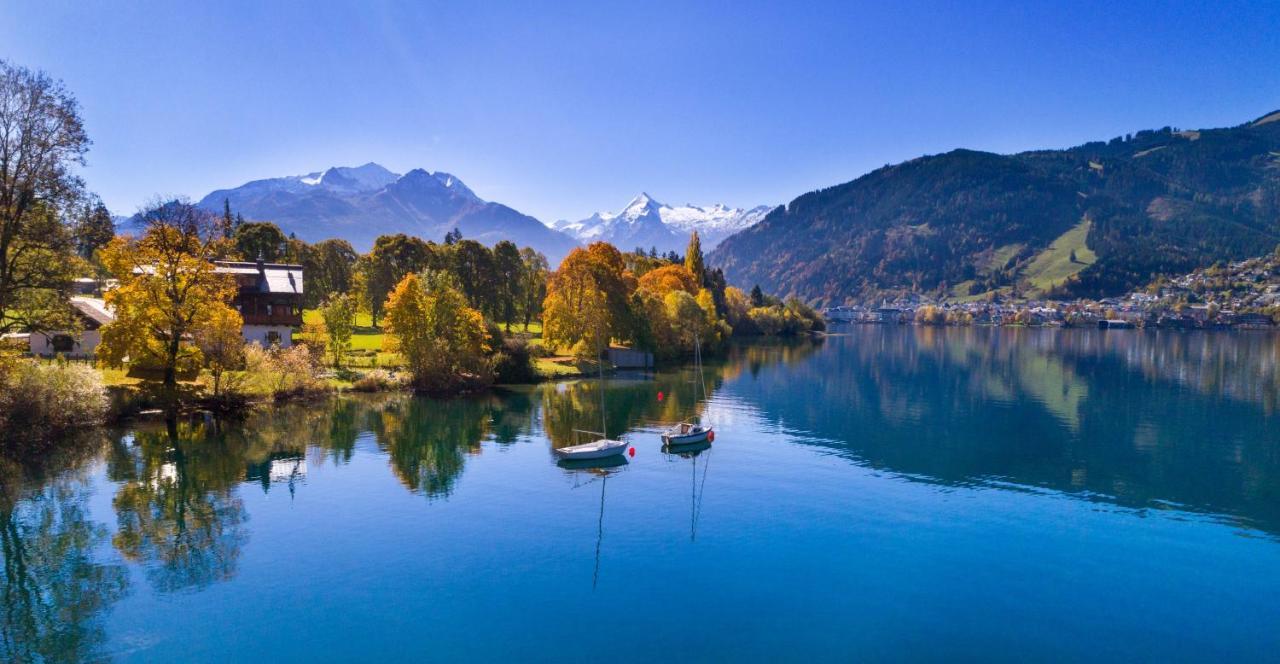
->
[267,330,281,346]
[51,334,75,353]
[266,303,274,316]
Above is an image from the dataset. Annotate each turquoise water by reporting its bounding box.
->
[4,326,1280,661]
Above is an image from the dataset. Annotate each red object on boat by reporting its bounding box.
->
[628,447,635,457]
[708,430,715,442]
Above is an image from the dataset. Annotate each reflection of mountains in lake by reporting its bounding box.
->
[729,326,1280,536]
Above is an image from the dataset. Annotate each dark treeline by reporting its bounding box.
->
[216,209,551,331]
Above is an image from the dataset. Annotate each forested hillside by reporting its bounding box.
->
[710,111,1280,303]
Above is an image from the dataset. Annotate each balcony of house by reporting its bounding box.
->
[237,298,303,327]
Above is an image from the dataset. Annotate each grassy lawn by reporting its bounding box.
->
[985,243,1025,274]
[1022,217,1097,294]
[535,357,583,378]
[302,309,377,328]
[99,367,144,387]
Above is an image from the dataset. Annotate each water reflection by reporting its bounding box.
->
[557,457,628,589]
[738,326,1280,535]
[662,441,713,542]
[370,395,492,499]
[0,435,130,663]
[3,325,1279,646]
[109,421,250,593]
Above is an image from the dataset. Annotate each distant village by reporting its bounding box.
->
[824,253,1280,330]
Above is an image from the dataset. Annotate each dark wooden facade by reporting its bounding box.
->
[216,261,305,327]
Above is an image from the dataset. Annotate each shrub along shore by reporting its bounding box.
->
[1,208,820,451]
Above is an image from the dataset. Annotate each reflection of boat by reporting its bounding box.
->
[662,440,711,457]
[661,333,715,446]
[557,455,629,472]
[555,342,630,460]
[663,440,712,541]
[560,456,626,589]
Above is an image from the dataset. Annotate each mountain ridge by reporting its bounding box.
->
[197,163,579,264]
[710,111,1280,304]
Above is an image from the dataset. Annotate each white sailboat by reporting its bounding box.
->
[661,332,715,446]
[554,342,630,461]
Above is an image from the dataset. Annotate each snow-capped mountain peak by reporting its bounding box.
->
[556,193,772,253]
[196,162,580,263]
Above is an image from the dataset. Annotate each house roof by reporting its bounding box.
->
[70,296,114,327]
[214,261,304,295]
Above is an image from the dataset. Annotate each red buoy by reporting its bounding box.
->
[708,430,716,442]
[628,447,636,457]
[657,391,664,401]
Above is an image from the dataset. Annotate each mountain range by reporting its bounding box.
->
[197,163,580,264]
[553,194,771,255]
[197,165,767,266]
[711,110,1280,303]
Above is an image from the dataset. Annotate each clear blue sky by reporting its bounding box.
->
[4,0,1279,223]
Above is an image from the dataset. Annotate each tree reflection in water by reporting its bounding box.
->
[370,395,492,499]
[109,419,250,594]
[0,435,130,663]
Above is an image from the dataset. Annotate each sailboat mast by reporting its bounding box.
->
[598,335,607,439]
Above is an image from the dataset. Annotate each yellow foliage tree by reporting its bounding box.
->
[383,273,490,392]
[636,264,698,298]
[193,305,246,398]
[99,212,239,388]
[723,286,751,328]
[541,243,634,354]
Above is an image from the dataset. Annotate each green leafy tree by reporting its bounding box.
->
[233,221,287,262]
[449,239,497,317]
[383,272,490,393]
[0,60,89,335]
[75,197,115,261]
[302,238,357,308]
[492,240,523,329]
[361,234,434,326]
[318,293,357,367]
[518,247,548,330]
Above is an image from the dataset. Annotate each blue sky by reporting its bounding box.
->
[4,1,1279,223]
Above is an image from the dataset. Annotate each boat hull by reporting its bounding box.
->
[553,438,629,460]
[662,427,711,446]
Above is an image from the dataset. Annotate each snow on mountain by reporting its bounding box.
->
[197,163,578,264]
[554,193,772,254]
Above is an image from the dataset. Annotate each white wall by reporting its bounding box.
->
[242,324,293,348]
[29,330,100,358]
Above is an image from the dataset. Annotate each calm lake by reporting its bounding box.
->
[4,326,1280,661]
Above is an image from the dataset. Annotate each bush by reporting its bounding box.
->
[492,337,538,384]
[243,344,329,400]
[351,368,406,392]
[0,355,108,451]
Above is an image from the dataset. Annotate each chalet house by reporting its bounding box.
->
[215,260,304,348]
[16,261,303,358]
[25,296,112,358]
